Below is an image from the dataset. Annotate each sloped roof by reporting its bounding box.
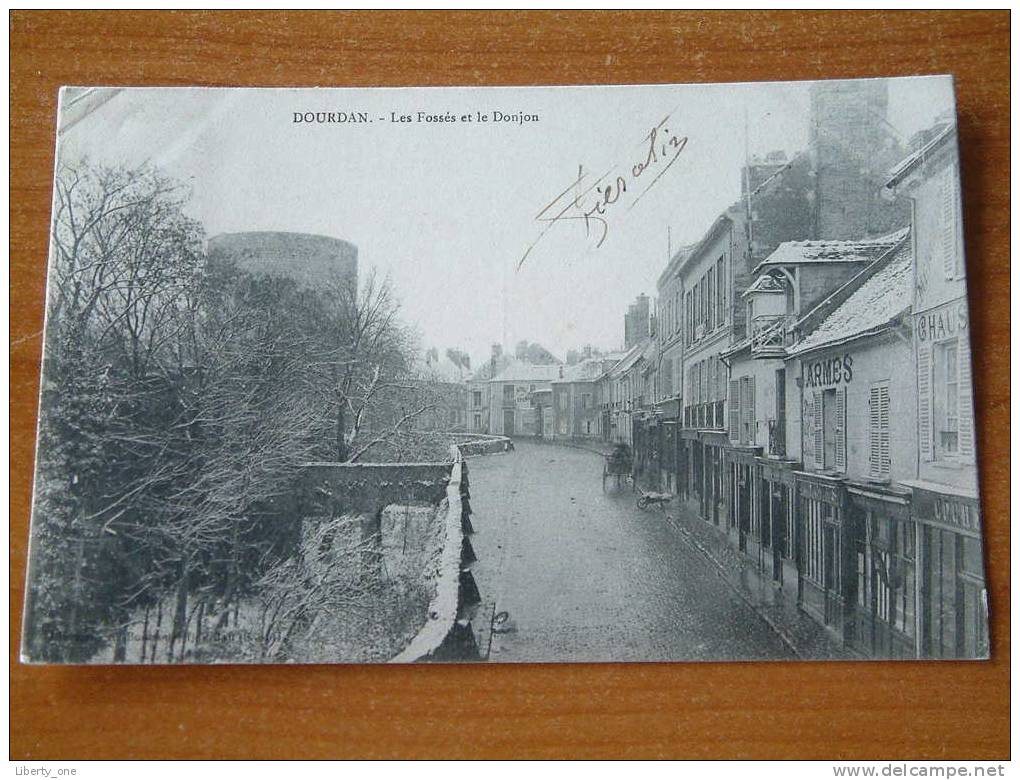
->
[606,344,643,377]
[886,123,956,189]
[420,356,469,383]
[552,356,614,383]
[467,354,513,382]
[749,150,809,199]
[789,242,912,356]
[489,362,563,383]
[757,227,909,270]
[742,273,787,297]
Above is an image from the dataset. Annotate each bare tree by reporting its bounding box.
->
[25,160,455,664]
[302,269,436,462]
[26,162,203,661]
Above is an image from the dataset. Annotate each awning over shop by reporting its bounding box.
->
[846,481,912,522]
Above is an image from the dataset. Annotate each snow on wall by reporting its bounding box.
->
[390,447,469,663]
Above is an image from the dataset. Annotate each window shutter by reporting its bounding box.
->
[813,391,824,469]
[879,384,891,477]
[803,390,815,464]
[746,376,756,445]
[834,386,846,472]
[869,385,881,478]
[728,379,740,441]
[941,167,958,280]
[917,341,933,461]
[958,334,974,461]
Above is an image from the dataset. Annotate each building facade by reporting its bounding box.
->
[466,344,513,434]
[886,124,987,659]
[625,93,985,657]
[551,356,621,441]
[488,362,562,438]
[785,236,917,654]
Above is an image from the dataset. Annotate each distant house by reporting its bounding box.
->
[488,361,563,438]
[465,345,513,434]
[596,344,644,447]
[550,356,621,441]
[403,347,469,433]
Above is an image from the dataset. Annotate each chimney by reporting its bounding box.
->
[491,343,501,379]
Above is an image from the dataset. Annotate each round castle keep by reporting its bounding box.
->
[207,231,358,290]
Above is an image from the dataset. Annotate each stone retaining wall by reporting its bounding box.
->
[295,433,508,662]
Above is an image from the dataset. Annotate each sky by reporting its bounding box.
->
[57,78,955,368]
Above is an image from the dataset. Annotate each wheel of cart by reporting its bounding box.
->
[602,442,633,492]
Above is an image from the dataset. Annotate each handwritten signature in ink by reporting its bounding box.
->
[518,115,689,269]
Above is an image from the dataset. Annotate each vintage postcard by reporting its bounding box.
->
[22,78,988,665]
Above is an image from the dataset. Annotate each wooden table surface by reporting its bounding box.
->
[10,10,1010,760]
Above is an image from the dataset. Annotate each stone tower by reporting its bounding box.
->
[208,231,358,292]
[809,80,911,239]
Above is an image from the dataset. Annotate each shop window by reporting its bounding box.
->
[925,526,959,658]
[804,501,825,586]
[783,492,795,561]
[961,535,984,578]
[856,513,916,644]
[922,525,986,659]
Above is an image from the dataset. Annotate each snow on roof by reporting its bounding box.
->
[607,343,645,376]
[467,354,513,382]
[789,242,912,356]
[422,358,469,383]
[886,123,956,188]
[551,358,605,383]
[489,362,563,383]
[742,273,788,297]
[749,150,809,199]
[414,349,471,383]
[757,228,909,269]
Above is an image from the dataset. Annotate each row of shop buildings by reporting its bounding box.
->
[460,81,986,660]
[615,98,986,659]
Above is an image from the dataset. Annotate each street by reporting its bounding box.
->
[468,440,795,663]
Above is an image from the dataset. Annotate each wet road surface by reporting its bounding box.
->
[467,440,795,663]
